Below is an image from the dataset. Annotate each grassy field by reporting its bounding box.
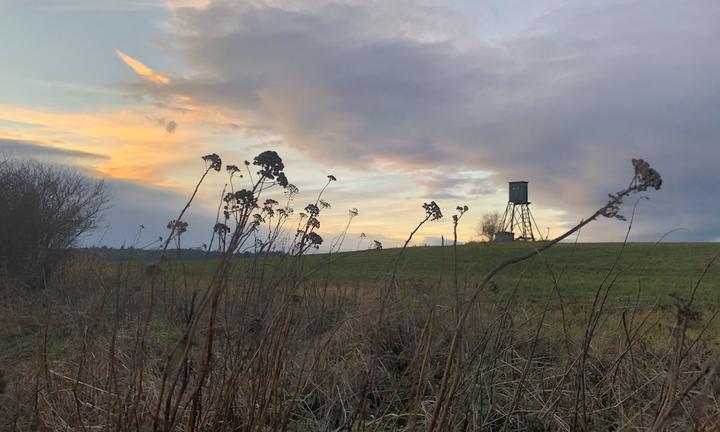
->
[211,241,720,306]
[3,240,719,430]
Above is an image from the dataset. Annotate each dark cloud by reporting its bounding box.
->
[82,178,215,247]
[0,138,108,160]
[147,117,179,134]
[165,120,178,134]
[139,0,720,240]
[417,171,498,200]
[468,182,497,197]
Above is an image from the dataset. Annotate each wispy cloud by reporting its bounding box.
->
[115,50,170,85]
[0,137,108,160]
[0,103,210,186]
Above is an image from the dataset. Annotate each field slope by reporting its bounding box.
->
[282,242,720,306]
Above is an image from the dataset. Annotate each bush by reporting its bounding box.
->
[0,159,108,279]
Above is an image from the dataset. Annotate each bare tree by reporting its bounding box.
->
[0,159,108,279]
[477,211,501,242]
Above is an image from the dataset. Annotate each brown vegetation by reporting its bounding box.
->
[1,155,718,431]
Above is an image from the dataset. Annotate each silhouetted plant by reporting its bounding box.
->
[429,159,665,431]
[291,175,337,256]
[451,205,469,324]
[356,232,367,250]
[423,201,443,221]
[330,208,360,252]
[379,201,444,323]
[151,150,294,429]
[601,158,663,221]
[253,150,288,187]
[201,153,222,171]
[166,219,188,235]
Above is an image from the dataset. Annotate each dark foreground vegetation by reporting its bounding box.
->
[1,153,719,431]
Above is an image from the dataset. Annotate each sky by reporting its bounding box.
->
[1,0,719,249]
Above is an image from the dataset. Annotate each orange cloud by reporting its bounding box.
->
[115,50,171,85]
[0,103,209,186]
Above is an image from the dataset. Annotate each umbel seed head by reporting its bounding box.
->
[632,158,662,191]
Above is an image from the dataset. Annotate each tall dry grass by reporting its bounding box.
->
[1,155,718,431]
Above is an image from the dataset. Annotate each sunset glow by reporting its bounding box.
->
[2,0,719,247]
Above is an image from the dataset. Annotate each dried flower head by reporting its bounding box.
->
[253,150,289,187]
[202,153,222,171]
[327,174,337,182]
[600,158,663,221]
[307,217,320,229]
[167,219,189,234]
[453,204,469,223]
[632,158,663,191]
[348,208,359,218]
[372,240,383,250]
[305,203,320,217]
[226,165,241,176]
[422,201,443,221]
[232,189,258,208]
[319,199,331,210]
[213,223,230,235]
[305,232,323,248]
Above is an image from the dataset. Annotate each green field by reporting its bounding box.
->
[218,242,720,306]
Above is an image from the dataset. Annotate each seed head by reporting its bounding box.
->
[201,153,222,171]
[632,158,662,191]
[253,150,289,187]
[167,219,188,234]
[305,203,320,217]
[305,232,323,248]
[422,201,443,221]
[213,223,230,235]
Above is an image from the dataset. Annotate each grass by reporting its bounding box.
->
[195,241,720,306]
[2,154,719,431]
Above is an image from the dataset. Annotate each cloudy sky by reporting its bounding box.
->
[1,0,719,248]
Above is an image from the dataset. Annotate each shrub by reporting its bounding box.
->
[0,158,108,279]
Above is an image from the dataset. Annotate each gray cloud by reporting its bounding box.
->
[82,178,215,248]
[147,117,179,134]
[0,138,108,160]
[165,120,178,134]
[417,171,498,200]
[140,0,720,240]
